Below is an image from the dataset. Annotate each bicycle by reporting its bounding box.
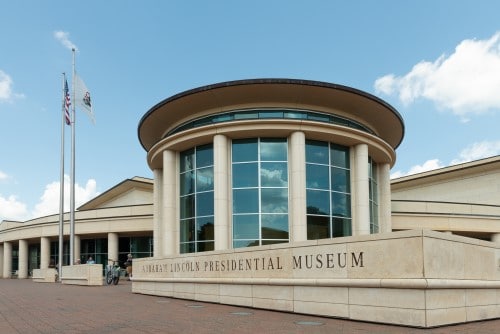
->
[105,259,121,285]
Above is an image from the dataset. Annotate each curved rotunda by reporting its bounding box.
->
[138,79,405,256]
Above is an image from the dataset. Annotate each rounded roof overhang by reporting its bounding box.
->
[138,78,405,152]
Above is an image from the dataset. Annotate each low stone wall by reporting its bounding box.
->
[32,268,58,283]
[131,230,500,328]
[61,264,103,286]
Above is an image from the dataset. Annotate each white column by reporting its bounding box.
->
[378,163,392,233]
[18,239,28,279]
[3,242,12,278]
[163,149,177,256]
[290,131,307,242]
[0,244,4,278]
[214,134,229,250]
[74,235,81,263]
[108,232,119,262]
[153,168,163,257]
[40,237,50,269]
[492,233,500,243]
[352,144,370,236]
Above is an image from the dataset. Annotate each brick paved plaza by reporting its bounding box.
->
[0,279,498,333]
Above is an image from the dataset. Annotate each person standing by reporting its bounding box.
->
[125,254,133,280]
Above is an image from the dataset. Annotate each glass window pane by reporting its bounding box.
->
[232,139,258,162]
[284,111,306,119]
[196,191,214,216]
[197,242,214,252]
[234,111,258,120]
[180,219,195,242]
[233,189,259,213]
[306,140,329,164]
[307,113,330,122]
[261,188,288,213]
[180,149,194,172]
[261,214,289,239]
[259,110,283,119]
[306,189,329,215]
[331,167,350,193]
[332,192,351,217]
[260,139,287,161]
[260,162,288,187]
[180,243,195,254]
[196,167,214,192]
[180,171,194,195]
[197,217,214,241]
[331,145,349,168]
[332,217,352,237]
[196,144,213,168]
[306,164,329,189]
[212,114,231,123]
[307,215,330,240]
[233,240,259,248]
[232,163,258,188]
[233,214,259,239]
[180,195,195,218]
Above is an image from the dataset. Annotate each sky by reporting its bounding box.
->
[1,1,500,222]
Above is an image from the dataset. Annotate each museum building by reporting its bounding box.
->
[1,79,499,327]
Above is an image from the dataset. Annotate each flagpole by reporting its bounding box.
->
[58,73,66,280]
[70,48,76,265]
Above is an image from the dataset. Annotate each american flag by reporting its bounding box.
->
[64,79,71,125]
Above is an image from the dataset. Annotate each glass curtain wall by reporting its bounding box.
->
[179,144,215,253]
[306,140,351,239]
[232,138,289,248]
[28,244,40,275]
[80,238,108,265]
[369,157,379,233]
[50,241,69,267]
[118,236,153,265]
[12,245,19,275]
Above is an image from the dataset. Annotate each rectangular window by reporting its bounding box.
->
[232,138,289,248]
[306,140,351,240]
[179,144,214,253]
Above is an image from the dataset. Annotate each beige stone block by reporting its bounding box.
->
[466,305,500,321]
[294,300,348,318]
[195,283,219,296]
[220,284,252,297]
[252,285,293,301]
[463,244,498,280]
[220,295,253,307]
[156,282,174,294]
[466,289,497,306]
[252,297,293,312]
[426,307,466,327]
[347,237,424,279]
[173,282,195,299]
[195,292,219,303]
[349,288,425,309]
[349,305,426,327]
[426,289,465,309]
[293,286,348,304]
[423,237,465,279]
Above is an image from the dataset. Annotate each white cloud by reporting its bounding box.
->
[375,32,500,117]
[0,194,29,221]
[0,70,14,102]
[31,175,99,219]
[391,159,444,178]
[0,170,8,181]
[54,31,78,51]
[451,140,500,165]
[1,176,99,222]
[391,141,500,178]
